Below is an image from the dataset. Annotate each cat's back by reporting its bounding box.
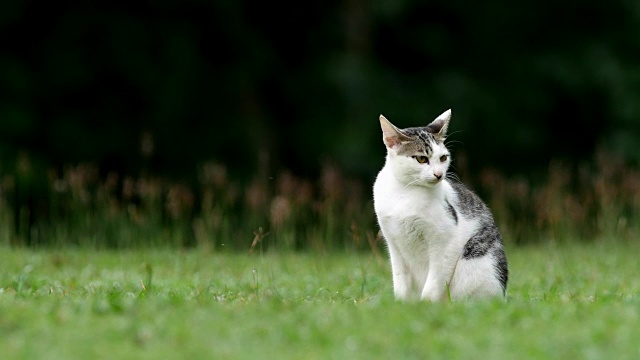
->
[447,180,493,220]
[448,179,508,285]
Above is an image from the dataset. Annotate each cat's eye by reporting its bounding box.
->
[413,155,429,164]
[440,155,448,162]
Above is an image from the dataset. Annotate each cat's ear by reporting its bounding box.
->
[426,109,451,140]
[379,115,410,149]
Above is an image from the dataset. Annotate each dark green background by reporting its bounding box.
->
[2,0,640,180]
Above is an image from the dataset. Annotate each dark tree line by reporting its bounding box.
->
[1,0,640,180]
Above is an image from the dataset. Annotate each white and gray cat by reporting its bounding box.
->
[373,109,508,301]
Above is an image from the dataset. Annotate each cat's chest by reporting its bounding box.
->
[374,181,454,244]
[380,195,448,227]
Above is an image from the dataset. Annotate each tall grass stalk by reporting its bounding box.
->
[1,150,638,249]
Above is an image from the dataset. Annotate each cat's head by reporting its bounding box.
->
[379,109,452,188]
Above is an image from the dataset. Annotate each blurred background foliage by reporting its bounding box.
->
[1,0,639,248]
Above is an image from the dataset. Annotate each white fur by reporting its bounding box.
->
[373,111,504,301]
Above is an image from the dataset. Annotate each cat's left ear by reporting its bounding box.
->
[426,109,451,140]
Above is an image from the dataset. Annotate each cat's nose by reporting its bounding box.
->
[434,172,442,180]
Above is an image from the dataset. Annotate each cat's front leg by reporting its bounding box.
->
[391,266,414,300]
[387,242,416,300]
[420,272,448,302]
[420,247,461,301]
[420,255,459,302]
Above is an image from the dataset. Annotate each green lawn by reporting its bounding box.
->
[1,241,639,359]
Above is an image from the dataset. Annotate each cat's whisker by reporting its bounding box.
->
[404,178,423,189]
[446,130,464,138]
[445,141,464,150]
[446,173,461,183]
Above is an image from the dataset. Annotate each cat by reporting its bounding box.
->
[373,109,508,301]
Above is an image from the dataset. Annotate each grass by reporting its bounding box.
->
[3,138,639,359]
[1,240,640,359]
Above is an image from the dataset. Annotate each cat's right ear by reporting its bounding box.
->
[380,115,409,149]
